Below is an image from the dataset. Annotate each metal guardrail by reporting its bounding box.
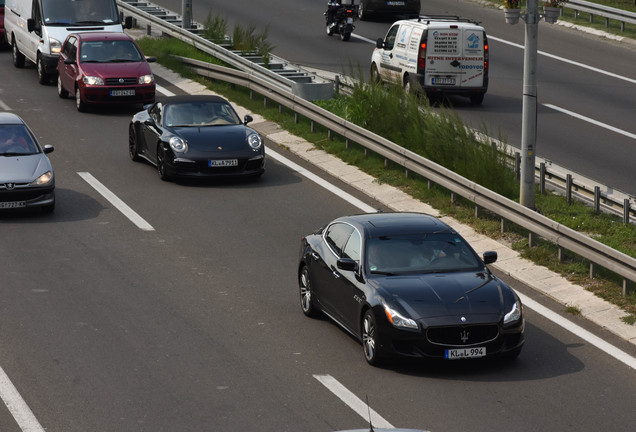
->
[567,0,636,31]
[117,1,636,291]
[181,57,636,291]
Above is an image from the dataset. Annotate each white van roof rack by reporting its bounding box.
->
[415,15,481,26]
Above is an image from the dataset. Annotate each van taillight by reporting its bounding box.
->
[418,42,427,70]
[484,41,489,70]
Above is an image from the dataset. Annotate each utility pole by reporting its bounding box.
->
[520,0,539,209]
[182,0,193,29]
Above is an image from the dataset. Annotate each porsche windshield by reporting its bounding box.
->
[366,233,483,275]
[42,0,119,25]
[164,102,242,127]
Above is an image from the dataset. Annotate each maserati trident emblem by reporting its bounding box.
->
[460,330,470,343]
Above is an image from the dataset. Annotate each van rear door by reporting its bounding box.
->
[423,24,486,89]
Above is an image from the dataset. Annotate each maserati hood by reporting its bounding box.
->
[375,272,512,320]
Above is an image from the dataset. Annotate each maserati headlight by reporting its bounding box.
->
[169,136,187,153]
[504,301,522,325]
[83,75,104,86]
[383,303,418,330]
[29,171,53,186]
[138,74,154,84]
[247,132,262,150]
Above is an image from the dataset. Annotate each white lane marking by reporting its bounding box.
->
[517,293,636,370]
[0,366,46,432]
[544,104,636,140]
[0,100,12,111]
[266,147,377,213]
[314,374,394,428]
[156,83,175,97]
[77,172,155,231]
[267,148,636,369]
[487,35,636,85]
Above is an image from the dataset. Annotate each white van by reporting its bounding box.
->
[4,0,131,84]
[370,16,489,105]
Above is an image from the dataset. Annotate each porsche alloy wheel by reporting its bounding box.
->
[299,266,319,317]
[128,125,140,162]
[157,146,170,181]
[362,310,383,366]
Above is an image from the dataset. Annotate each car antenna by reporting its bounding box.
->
[366,395,375,432]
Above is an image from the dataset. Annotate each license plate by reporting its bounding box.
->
[0,201,26,209]
[432,77,456,85]
[209,159,238,167]
[387,1,406,5]
[110,89,135,96]
[445,347,486,359]
[346,17,353,24]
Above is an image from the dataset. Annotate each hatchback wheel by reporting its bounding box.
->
[57,75,69,98]
[362,310,384,366]
[75,87,87,112]
[299,266,319,318]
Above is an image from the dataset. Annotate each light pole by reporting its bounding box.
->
[507,0,560,209]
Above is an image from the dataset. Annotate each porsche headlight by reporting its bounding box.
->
[138,74,154,85]
[83,75,104,86]
[383,303,418,330]
[247,132,262,150]
[504,301,522,325]
[29,171,53,186]
[169,136,187,153]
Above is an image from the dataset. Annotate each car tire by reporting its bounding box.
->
[503,346,522,360]
[470,93,485,105]
[75,87,87,112]
[370,64,381,85]
[57,75,69,98]
[37,54,50,85]
[12,38,25,68]
[362,309,384,366]
[299,265,320,318]
[157,146,171,181]
[357,1,368,21]
[128,124,141,162]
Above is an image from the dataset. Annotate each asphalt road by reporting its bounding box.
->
[1,43,636,431]
[149,0,636,197]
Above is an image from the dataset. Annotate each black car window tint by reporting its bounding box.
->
[342,228,361,262]
[325,223,354,258]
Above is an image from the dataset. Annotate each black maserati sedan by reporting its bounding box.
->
[128,95,265,180]
[298,212,525,366]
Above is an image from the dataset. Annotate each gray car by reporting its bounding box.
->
[0,112,55,213]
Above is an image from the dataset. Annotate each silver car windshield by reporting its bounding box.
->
[366,233,483,275]
[0,125,40,156]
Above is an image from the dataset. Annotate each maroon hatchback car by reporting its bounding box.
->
[57,32,156,112]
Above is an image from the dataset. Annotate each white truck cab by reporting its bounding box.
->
[371,16,489,105]
[4,0,131,84]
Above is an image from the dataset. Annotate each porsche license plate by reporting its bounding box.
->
[110,89,135,96]
[0,201,26,209]
[445,347,486,359]
[209,159,238,167]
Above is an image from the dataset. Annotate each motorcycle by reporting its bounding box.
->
[325,1,357,42]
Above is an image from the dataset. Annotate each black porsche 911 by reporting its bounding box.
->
[298,212,525,366]
[128,95,265,180]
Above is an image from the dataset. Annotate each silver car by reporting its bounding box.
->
[0,112,55,213]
